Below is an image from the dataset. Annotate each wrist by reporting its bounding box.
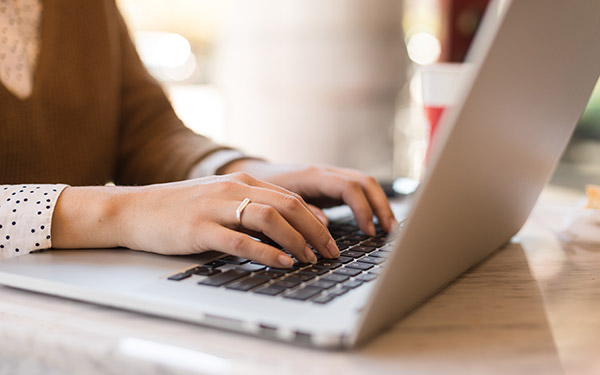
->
[51,186,129,249]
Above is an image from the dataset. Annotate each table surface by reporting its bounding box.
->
[1,185,599,375]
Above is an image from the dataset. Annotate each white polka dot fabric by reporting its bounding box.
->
[0,184,68,259]
[0,0,42,99]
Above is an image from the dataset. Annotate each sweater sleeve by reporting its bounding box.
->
[0,184,68,259]
[113,5,229,185]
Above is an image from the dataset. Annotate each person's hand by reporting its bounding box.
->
[219,160,397,236]
[52,173,339,268]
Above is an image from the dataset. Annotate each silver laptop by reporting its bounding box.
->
[1,0,599,349]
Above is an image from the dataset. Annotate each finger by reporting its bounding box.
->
[205,225,294,268]
[218,176,338,258]
[237,202,317,264]
[335,170,397,232]
[234,173,328,227]
[308,204,329,227]
[315,174,378,236]
[248,188,339,259]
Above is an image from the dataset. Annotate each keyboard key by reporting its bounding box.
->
[204,260,225,268]
[293,262,312,269]
[239,263,267,272]
[221,255,250,265]
[340,250,366,259]
[167,272,191,281]
[346,261,373,271]
[198,269,250,287]
[295,273,317,282]
[313,260,341,270]
[226,276,270,291]
[312,294,336,304]
[321,273,350,283]
[352,245,377,253]
[343,280,363,289]
[268,264,301,273]
[309,280,337,290]
[298,267,328,276]
[272,277,302,289]
[329,286,351,297]
[335,240,355,250]
[362,238,387,247]
[360,256,385,265]
[190,266,221,276]
[255,270,285,279]
[329,224,355,238]
[284,286,322,301]
[255,286,285,296]
[368,250,388,259]
[328,256,353,264]
[356,273,377,282]
[343,234,370,242]
[334,268,362,277]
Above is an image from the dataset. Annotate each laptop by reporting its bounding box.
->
[1,0,599,349]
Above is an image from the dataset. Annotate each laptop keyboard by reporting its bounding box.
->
[167,219,395,304]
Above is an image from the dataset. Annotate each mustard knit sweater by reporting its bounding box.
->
[0,1,225,186]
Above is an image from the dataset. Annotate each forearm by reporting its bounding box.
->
[51,186,127,249]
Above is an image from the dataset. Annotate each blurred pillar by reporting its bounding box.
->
[216,0,409,178]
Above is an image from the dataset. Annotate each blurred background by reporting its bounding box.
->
[117,0,600,188]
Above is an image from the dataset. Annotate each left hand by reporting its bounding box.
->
[220,160,397,236]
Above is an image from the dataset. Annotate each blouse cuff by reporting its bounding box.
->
[0,184,69,259]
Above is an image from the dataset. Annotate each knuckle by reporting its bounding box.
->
[281,194,302,211]
[232,172,254,183]
[364,175,378,187]
[346,180,362,193]
[257,205,277,222]
[288,191,303,202]
[229,234,248,252]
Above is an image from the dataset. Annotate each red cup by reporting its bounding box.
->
[420,63,465,151]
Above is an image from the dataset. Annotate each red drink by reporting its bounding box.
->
[423,105,446,145]
[420,63,466,157]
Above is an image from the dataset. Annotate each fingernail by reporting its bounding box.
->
[304,245,317,264]
[327,239,339,258]
[368,222,376,236]
[278,254,294,268]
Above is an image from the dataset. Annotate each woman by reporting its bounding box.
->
[0,0,396,268]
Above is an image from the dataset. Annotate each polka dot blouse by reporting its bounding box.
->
[0,184,68,259]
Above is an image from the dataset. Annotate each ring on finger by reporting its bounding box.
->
[236,198,251,225]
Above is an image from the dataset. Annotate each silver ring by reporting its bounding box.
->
[236,198,251,225]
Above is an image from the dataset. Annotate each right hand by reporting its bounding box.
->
[52,173,339,268]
